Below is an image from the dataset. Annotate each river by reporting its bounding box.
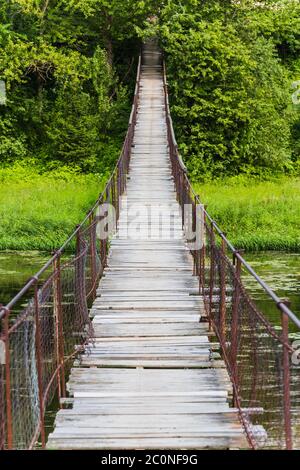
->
[1,250,299,325]
[0,250,299,448]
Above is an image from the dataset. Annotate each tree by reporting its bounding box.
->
[0,0,154,170]
[159,0,294,179]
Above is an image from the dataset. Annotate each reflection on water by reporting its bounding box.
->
[0,251,50,311]
[1,250,299,448]
[243,252,300,334]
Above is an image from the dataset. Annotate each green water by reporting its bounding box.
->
[243,252,300,333]
[1,250,299,448]
[1,250,300,325]
[0,251,51,313]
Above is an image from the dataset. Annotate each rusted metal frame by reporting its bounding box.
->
[88,213,97,300]
[231,251,242,407]
[0,52,142,451]
[120,145,126,195]
[111,173,117,230]
[76,225,88,320]
[99,185,111,271]
[200,206,207,289]
[163,54,298,451]
[116,160,122,223]
[202,209,300,330]
[2,308,13,449]
[33,283,46,449]
[181,171,186,228]
[280,300,293,450]
[192,198,197,276]
[0,334,5,450]
[207,309,257,449]
[39,334,93,424]
[219,238,227,347]
[52,254,66,403]
[208,221,216,331]
[100,209,107,274]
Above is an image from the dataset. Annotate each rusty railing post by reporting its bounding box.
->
[219,237,227,346]
[181,173,186,229]
[99,199,108,273]
[75,224,88,324]
[208,221,215,331]
[34,282,46,448]
[89,213,97,299]
[116,167,120,224]
[231,251,243,406]
[281,299,292,450]
[53,254,66,402]
[2,309,13,449]
[192,199,197,276]
[110,174,117,225]
[200,206,207,289]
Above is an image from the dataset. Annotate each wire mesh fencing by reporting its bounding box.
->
[0,232,94,449]
[200,224,300,449]
[163,59,300,450]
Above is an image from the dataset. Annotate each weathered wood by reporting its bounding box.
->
[47,42,249,451]
[47,437,247,450]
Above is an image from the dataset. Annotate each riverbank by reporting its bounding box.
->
[0,164,104,251]
[193,176,300,252]
[1,168,300,252]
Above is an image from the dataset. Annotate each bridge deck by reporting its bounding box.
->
[47,43,248,450]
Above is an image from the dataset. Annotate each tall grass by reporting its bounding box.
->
[0,164,105,251]
[2,165,300,252]
[193,176,300,252]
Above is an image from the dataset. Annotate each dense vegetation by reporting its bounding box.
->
[159,0,300,179]
[1,1,299,177]
[195,176,300,251]
[0,1,156,250]
[1,1,300,251]
[0,0,155,172]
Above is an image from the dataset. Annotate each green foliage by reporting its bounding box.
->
[0,163,104,250]
[233,0,300,63]
[159,0,300,179]
[0,0,155,172]
[194,176,300,251]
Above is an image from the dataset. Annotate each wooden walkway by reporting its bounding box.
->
[47,43,248,450]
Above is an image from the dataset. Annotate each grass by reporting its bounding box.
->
[193,176,300,252]
[1,164,300,253]
[0,164,105,251]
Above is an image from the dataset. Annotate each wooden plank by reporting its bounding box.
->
[88,325,207,337]
[47,42,250,451]
[76,358,219,368]
[47,436,248,450]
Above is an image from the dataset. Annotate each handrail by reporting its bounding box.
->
[0,50,142,451]
[162,59,300,331]
[163,55,299,450]
[162,61,187,173]
[0,53,142,322]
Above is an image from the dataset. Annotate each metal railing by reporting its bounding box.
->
[1,48,299,451]
[163,61,300,450]
[0,56,142,450]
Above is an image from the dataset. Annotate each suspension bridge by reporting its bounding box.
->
[0,41,299,451]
